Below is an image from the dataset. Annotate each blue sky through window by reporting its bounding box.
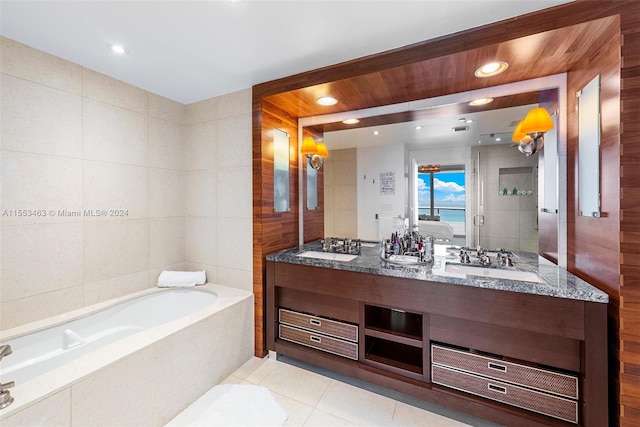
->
[418,171,466,208]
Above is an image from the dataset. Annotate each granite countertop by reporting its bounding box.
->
[266,240,609,304]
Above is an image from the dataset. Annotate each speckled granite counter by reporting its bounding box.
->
[266,241,609,303]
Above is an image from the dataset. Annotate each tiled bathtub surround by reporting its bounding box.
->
[0,37,253,330]
[0,284,254,426]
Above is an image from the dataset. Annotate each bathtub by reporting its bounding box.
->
[0,284,254,426]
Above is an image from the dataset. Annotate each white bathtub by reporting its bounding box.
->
[0,284,254,426]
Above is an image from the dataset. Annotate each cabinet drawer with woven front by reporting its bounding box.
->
[279,308,358,342]
[432,365,578,424]
[431,344,578,400]
[279,324,358,360]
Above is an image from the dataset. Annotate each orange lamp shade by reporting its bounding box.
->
[520,107,554,135]
[300,137,317,155]
[512,120,527,142]
[315,142,329,158]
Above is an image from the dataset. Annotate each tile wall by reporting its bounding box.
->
[183,90,253,291]
[471,144,539,252]
[323,148,357,238]
[0,37,253,330]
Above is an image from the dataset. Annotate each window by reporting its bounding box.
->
[417,165,465,227]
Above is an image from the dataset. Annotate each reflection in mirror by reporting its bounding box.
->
[542,114,559,213]
[578,75,601,218]
[319,104,543,250]
[300,77,565,259]
[307,165,318,210]
[273,129,290,212]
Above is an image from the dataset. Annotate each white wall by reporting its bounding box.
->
[0,37,253,330]
[357,144,405,240]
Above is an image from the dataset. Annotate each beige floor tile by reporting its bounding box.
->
[219,374,250,385]
[271,391,314,427]
[303,409,354,426]
[232,356,268,380]
[258,362,332,407]
[316,380,396,426]
[391,402,472,427]
[244,358,280,384]
[173,359,475,427]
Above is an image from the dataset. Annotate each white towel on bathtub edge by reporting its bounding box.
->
[157,270,206,287]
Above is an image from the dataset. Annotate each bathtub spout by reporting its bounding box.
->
[0,345,14,409]
[0,345,11,361]
[63,329,85,350]
[0,380,14,410]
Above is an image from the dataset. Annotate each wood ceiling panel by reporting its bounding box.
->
[306,91,551,135]
[263,17,617,119]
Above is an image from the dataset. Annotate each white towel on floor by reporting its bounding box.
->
[157,270,206,287]
[165,384,288,427]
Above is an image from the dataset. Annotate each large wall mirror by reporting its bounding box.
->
[300,75,567,262]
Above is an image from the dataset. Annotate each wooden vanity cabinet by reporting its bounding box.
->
[266,261,607,427]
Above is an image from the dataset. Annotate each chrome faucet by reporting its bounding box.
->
[479,253,491,266]
[0,345,11,360]
[459,249,470,263]
[0,345,14,410]
[496,249,513,267]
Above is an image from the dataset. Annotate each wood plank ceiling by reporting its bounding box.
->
[263,17,616,123]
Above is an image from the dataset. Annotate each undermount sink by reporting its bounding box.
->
[296,251,358,262]
[444,263,545,283]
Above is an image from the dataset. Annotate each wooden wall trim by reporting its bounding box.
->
[618,3,640,426]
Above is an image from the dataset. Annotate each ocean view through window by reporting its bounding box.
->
[417,167,465,233]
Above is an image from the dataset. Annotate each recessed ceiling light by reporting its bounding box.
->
[108,43,128,54]
[316,96,338,106]
[373,130,380,135]
[465,119,474,124]
[415,126,423,130]
[469,98,494,106]
[496,137,502,141]
[474,61,509,78]
[342,118,360,125]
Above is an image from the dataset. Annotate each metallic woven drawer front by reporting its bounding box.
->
[432,365,578,424]
[279,308,358,342]
[431,345,578,399]
[279,324,358,360]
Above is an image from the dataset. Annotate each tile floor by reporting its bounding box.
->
[176,355,502,427]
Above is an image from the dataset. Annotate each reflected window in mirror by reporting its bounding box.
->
[273,129,290,212]
[307,165,318,210]
[416,164,465,244]
[417,165,466,223]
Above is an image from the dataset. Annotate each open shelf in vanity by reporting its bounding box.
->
[362,304,425,380]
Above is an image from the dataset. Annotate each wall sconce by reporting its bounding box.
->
[512,107,554,156]
[301,137,329,169]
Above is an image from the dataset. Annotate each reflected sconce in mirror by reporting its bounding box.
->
[511,107,554,156]
[301,137,329,169]
[418,164,441,173]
